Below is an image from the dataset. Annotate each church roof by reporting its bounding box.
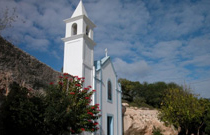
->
[94,56,117,77]
[71,1,88,18]
[101,56,110,65]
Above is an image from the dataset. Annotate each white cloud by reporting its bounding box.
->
[0,0,210,98]
[113,58,150,81]
[24,35,49,51]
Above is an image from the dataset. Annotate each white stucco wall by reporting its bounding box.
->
[63,39,83,77]
[95,59,122,135]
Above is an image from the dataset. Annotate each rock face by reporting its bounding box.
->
[0,36,62,94]
[123,103,178,135]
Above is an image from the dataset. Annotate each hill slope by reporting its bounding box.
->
[0,36,61,93]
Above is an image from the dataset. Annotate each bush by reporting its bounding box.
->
[152,126,163,135]
[0,73,101,135]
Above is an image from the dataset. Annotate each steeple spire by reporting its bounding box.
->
[71,0,88,18]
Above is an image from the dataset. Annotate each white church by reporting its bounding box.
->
[61,1,123,135]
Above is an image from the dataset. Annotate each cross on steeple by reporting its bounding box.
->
[105,48,108,57]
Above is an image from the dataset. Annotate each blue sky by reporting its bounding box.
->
[0,0,210,98]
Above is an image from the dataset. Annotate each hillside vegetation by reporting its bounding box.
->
[119,78,210,135]
[0,36,61,93]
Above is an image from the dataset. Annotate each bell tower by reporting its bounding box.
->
[62,0,96,87]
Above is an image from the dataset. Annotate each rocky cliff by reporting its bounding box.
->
[123,103,178,135]
[0,36,62,94]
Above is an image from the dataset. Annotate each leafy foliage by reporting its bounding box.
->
[0,74,100,135]
[152,126,163,135]
[159,88,206,135]
[44,74,100,134]
[0,82,46,135]
[119,78,180,108]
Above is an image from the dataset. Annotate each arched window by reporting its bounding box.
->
[107,80,112,101]
[72,23,77,35]
[86,26,89,36]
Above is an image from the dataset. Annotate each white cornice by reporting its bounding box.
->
[61,34,96,46]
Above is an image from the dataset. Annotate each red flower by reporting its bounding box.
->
[85,97,90,100]
[88,85,92,88]
[87,112,93,116]
[92,90,96,92]
[49,82,54,85]
[91,106,95,109]
[81,128,85,131]
[84,87,89,90]
[88,120,92,122]
[82,77,85,79]
[75,84,81,87]
[91,128,95,131]
[70,92,75,95]
[65,77,68,79]
[95,104,100,106]
[97,109,101,111]
[63,73,69,76]
[58,82,63,85]
[59,76,63,78]
[96,127,99,130]
[70,129,75,133]
[94,122,98,125]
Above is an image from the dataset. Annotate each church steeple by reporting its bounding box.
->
[62,1,96,87]
[71,0,88,18]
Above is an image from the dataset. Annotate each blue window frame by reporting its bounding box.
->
[107,115,113,135]
[107,80,112,101]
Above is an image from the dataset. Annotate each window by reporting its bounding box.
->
[107,116,113,135]
[86,26,89,36]
[72,23,77,35]
[108,80,112,101]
